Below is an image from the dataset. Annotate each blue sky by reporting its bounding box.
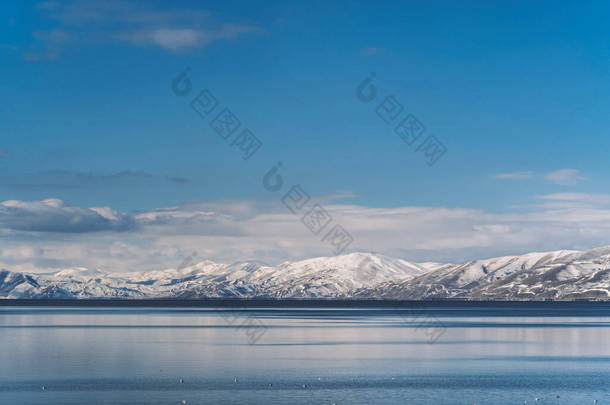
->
[1,1,610,272]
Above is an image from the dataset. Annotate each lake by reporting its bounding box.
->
[1,302,610,404]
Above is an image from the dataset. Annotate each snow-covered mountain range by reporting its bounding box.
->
[3,246,610,300]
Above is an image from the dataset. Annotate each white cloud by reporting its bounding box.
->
[491,169,588,185]
[545,169,587,185]
[118,24,261,51]
[532,193,610,210]
[492,171,533,180]
[0,246,44,261]
[117,28,204,50]
[149,28,202,50]
[26,1,261,58]
[538,193,610,204]
[5,196,610,273]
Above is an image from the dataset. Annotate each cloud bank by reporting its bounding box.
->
[4,195,610,273]
[0,199,133,233]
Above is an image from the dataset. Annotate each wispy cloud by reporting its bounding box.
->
[545,168,587,186]
[23,29,72,61]
[116,24,261,51]
[26,0,261,59]
[535,193,610,209]
[360,47,385,56]
[0,170,188,191]
[492,171,533,180]
[492,169,587,186]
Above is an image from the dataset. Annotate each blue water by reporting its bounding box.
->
[1,305,610,404]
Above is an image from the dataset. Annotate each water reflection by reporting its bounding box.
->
[1,306,610,404]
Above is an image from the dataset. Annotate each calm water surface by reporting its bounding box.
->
[1,305,610,404]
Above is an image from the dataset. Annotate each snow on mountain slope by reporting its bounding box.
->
[0,252,427,299]
[239,253,429,298]
[363,247,610,300]
[3,247,610,300]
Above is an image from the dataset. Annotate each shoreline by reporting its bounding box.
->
[3,298,610,307]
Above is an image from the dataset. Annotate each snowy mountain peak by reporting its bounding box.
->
[3,246,610,300]
[54,267,103,279]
